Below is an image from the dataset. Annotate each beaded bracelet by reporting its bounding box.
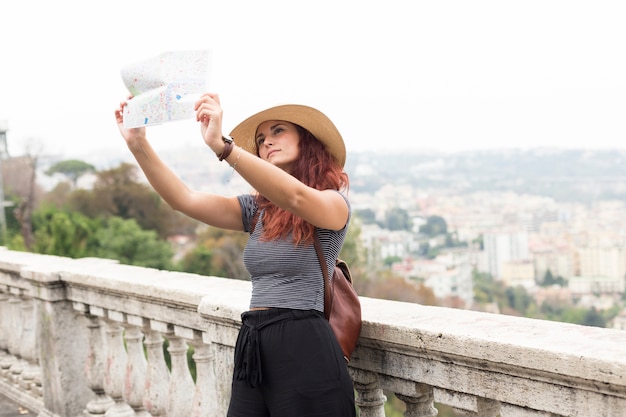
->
[230,148,242,170]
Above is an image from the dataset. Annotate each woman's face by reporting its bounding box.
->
[255,120,301,171]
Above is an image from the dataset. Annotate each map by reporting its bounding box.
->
[120,50,210,128]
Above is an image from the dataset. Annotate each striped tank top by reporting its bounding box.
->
[237,193,350,313]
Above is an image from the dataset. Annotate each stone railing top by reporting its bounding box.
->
[2,247,625,392]
[359,296,626,388]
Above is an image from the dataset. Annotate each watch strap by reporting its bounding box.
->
[218,136,235,161]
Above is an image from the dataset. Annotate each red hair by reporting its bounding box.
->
[257,125,349,245]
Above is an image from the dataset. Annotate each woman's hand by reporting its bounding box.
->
[114,98,146,146]
[194,93,224,155]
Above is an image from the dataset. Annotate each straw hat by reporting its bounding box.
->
[229,104,346,167]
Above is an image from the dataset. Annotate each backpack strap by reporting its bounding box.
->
[313,231,333,320]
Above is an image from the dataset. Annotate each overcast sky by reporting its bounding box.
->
[1,0,626,160]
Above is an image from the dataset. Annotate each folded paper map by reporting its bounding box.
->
[121,50,210,128]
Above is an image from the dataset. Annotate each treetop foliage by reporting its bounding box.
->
[45,159,95,187]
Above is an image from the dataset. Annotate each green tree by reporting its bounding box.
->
[94,217,174,269]
[426,245,440,260]
[42,182,73,209]
[68,163,197,238]
[444,231,466,248]
[32,205,95,258]
[178,245,215,276]
[356,269,437,305]
[383,255,402,267]
[382,207,412,231]
[353,208,376,224]
[45,159,95,188]
[28,204,175,269]
[2,192,21,247]
[582,307,606,328]
[504,285,535,315]
[472,270,506,306]
[339,216,368,284]
[419,215,447,236]
[535,301,608,328]
[176,226,248,279]
[539,269,567,287]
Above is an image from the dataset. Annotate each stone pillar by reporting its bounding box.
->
[397,384,438,417]
[143,329,170,417]
[0,291,17,378]
[19,298,37,362]
[167,336,194,417]
[36,297,95,417]
[453,398,500,417]
[6,292,29,387]
[7,293,22,357]
[190,342,218,417]
[351,369,386,417]
[0,291,9,351]
[18,299,40,395]
[103,321,134,417]
[18,298,40,394]
[82,313,114,417]
[123,326,148,417]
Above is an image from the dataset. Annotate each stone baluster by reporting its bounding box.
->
[18,297,40,394]
[7,292,22,357]
[103,318,135,417]
[36,291,93,417]
[0,291,16,379]
[32,373,43,398]
[8,293,26,385]
[143,327,170,417]
[190,339,218,417]
[167,335,195,417]
[80,310,115,417]
[0,291,9,351]
[453,398,500,417]
[19,362,40,396]
[350,369,386,417]
[19,297,36,363]
[397,384,438,417]
[123,323,149,417]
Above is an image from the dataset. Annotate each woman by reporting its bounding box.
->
[114,93,356,417]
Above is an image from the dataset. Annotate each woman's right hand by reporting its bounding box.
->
[194,93,225,155]
[114,98,147,146]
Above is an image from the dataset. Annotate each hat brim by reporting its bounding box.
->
[229,104,346,167]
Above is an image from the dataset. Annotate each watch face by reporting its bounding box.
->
[223,135,233,143]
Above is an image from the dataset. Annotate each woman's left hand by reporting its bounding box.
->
[195,93,225,155]
[114,97,148,147]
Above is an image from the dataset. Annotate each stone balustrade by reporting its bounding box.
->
[0,246,625,417]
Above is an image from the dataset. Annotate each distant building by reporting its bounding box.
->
[522,208,560,233]
[532,286,572,306]
[423,266,473,307]
[360,224,419,264]
[577,246,626,280]
[576,294,619,311]
[500,260,535,288]
[533,248,574,282]
[483,230,530,280]
[568,275,625,296]
[392,257,445,279]
[393,252,474,307]
[361,224,419,265]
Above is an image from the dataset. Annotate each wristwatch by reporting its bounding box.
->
[218,135,234,161]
